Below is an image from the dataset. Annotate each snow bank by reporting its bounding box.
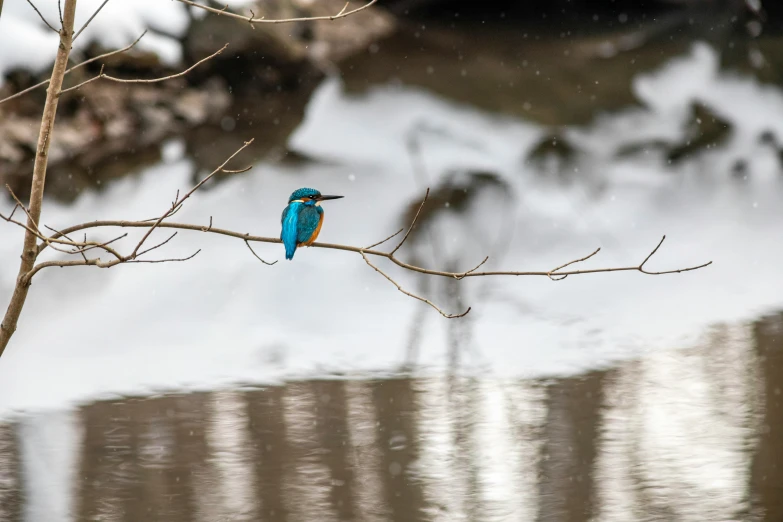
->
[0,0,253,85]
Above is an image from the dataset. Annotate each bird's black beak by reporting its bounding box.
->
[318,195,344,201]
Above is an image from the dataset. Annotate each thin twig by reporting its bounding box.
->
[77,233,127,255]
[222,166,253,174]
[126,250,200,264]
[25,0,58,33]
[637,235,708,274]
[6,185,42,235]
[1,205,126,260]
[0,31,147,106]
[365,229,403,250]
[454,256,489,280]
[244,239,277,265]
[129,138,253,259]
[4,185,123,259]
[360,251,471,319]
[3,188,95,258]
[135,232,178,258]
[6,204,19,222]
[25,249,201,280]
[639,235,665,271]
[547,247,601,281]
[73,0,111,42]
[391,188,429,255]
[44,224,88,261]
[59,43,228,96]
[176,0,378,24]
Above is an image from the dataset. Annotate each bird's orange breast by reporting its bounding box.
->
[300,212,324,246]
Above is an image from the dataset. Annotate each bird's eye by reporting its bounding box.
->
[310,195,317,199]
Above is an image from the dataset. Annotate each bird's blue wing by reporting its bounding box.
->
[281,202,302,260]
[297,205,322,244]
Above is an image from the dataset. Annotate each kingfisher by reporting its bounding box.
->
[280,187,343,260]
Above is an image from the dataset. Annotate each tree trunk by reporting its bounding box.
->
[0,0,78,357]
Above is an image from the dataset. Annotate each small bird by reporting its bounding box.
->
[280,187,343,260]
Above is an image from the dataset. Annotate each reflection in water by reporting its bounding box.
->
[595,325,762,521]
[752,315,783,522]
[0,422,21,521]
[19,412,81,521]
[1,312,782,521]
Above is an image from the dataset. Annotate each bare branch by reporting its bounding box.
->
[639,235,664,271]
[454,256,489,280]
[176,0,378,24]
[135,232,178,258]
[25,249,201,281]
[5,185,42,235]
[25,0,58,33]
[76,233,127,255]
[547,247,601,281]
[126,250,200,264]
[3,186,124,260]
[365,229,403,250]
[38,219,711,281]
[3,188,90,257]
[637,235,711,274]
[337,2,349,17]
[129,138,253,259]
[73,0,111,42]
[59,43,228,96]
[222,166,253,174]
[360,252,471,319]
[2,211,124,260]
[43,224,88,261]
[5,204,20,222]
[0,31,147,106]
[244,239,277,266]
[9,145,708,326]
[391,188,429,255]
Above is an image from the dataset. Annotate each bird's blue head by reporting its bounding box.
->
[288,187,343,205]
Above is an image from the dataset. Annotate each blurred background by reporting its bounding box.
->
[1,0,783,520]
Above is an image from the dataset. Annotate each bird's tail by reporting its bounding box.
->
[285,243,296,260]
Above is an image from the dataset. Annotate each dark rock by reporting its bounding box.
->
[758,129,777,146]
[526,132,580,181]
[615,140,672,159]
[613,103,732,164]
[731,158,749,180]
[528,133,578,163]
[0,75,231,201]
[666,102,732,163]
[183,0,395,92]
[339,22,691,126]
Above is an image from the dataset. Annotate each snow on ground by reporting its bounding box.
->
[0,0,254,84]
